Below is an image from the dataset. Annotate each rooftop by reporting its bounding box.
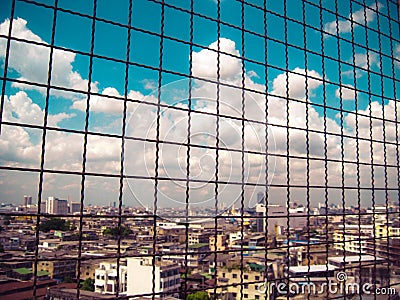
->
[328,255,385,264]
[189,243,209,249]
[288,265,336,273]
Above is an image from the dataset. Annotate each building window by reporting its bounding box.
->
[244,274,248,280]
[233,273,237,279]
[244,294,248,298]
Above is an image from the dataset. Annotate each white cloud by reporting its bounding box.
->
[247,70,259,79]
[272,68,322,100]
[0,91,122,174]
[72,87,123,114]
[0,18,97,98]
[342,51,379,78]
[0,91,74,169]
[324,2,383,35]
[335,84,356,100]
[0,125,40,167]
[192,38,242,81]
[354,51,379,69]
[0,33,398,208]
[3,91,74,127]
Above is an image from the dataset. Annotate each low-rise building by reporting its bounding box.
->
[78,259,100,281]
[37,253,77,281]
[126,257,180,297]
[94,261,127,294]
[209,234,228,252]
[214,263,272,300]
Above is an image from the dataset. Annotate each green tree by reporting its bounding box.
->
[39,218,70,232]
[102,226,133,238]
[81,278,95,292]
[3,215,11,226]
[187,291,210,300]
[63,276,73,283]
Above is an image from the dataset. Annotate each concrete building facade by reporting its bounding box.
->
[126,257,180,297]
[46,197,68,215]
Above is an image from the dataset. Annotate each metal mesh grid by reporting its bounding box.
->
[0,0,399,299]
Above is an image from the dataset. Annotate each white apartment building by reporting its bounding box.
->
[46,197,68,215]
[333,231,369,254]
[95,261,127,294]
[333,223,400,254]
[126,257,180,297]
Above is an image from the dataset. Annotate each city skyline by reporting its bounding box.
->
[1,0,399,209]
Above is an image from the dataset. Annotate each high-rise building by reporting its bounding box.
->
[23,195,32,207]
[46,197,68,215]
[255,204,308,234]
[257,192,265,205]
[68,202,81,214]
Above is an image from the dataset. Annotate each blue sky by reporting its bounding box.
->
[2,0,398,114]
[0,0,399,208]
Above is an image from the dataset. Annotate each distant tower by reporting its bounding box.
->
[255,203,266,233]
[24,195,32,207]
[257,192,265,205]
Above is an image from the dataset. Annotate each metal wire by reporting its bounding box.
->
[115,0,133,296]
[75,0,97,298]
[32,0,58,297]
[0,0,399,299]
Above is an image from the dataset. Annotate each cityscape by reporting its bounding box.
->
[0,193,399,299]
[0,0,399,299]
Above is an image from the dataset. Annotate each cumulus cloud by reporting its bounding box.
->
[0,91,123,175]
[272,68,322,101]
[354,51,379,69]
[0,18,97,98]
[335,84,356,100]
[324,2,383,35]
[0,125,40,167]
[72,87,123,114]
[342,51,380,78]
[0,31,398,208]
[3,91,74,127]
[192,38,242,81]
